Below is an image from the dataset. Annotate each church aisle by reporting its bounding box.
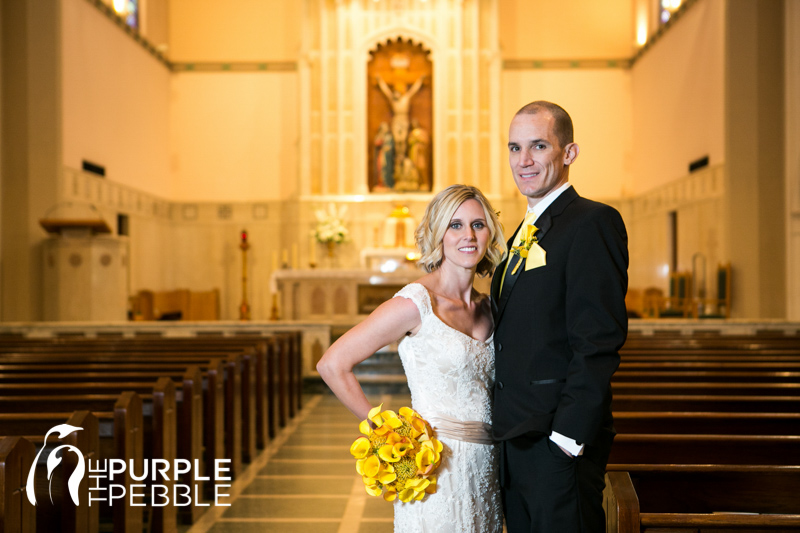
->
[187,394,408,533]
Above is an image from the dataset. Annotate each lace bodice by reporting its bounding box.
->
[395,283,495,423]
[392,283,503,533]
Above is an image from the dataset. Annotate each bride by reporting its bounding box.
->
[316,184,507,532]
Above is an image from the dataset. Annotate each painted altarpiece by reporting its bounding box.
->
[367,38,433,192]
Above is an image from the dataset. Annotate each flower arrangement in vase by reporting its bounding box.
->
[313,203,350,263]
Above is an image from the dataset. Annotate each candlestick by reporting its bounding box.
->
[239,230,251,320]
[309,235,317,267]
[281,249,289,269]
[291,244,298,270]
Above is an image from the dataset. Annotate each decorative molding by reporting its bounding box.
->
[85,0,170,69]
[171,62,298,73]
[629,164,725,219]
[630,0,701,66]
[61,167,172,221]
[503,58,632,70]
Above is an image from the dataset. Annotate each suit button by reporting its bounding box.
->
[497,343,503,351]
[497,381,504,390]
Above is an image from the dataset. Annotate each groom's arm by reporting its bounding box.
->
[552,205,628,447]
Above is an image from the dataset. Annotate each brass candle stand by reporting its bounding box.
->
[239,230,251,320]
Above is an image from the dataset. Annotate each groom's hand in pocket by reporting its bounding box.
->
[557,444,584,458]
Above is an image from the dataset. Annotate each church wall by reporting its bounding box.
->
[61,0,172,198]
[500,68,634,203]
[630,0,725,195]
[498,0,634,59]
[168,0,302,62]
[142,0,169,51]
[168,71,299,202]
[623,0,727,306]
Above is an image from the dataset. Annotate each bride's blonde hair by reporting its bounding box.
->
[415,185,507,277]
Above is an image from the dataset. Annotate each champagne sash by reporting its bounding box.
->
[427,414,494,445]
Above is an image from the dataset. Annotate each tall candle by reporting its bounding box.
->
[291,244,298,269]
[282,249,288,267]
[310,235,317,265]
[271,251,278,272]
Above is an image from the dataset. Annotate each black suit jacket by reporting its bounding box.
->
[491,186,628,447]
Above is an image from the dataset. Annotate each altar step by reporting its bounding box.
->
[304,350,410,395]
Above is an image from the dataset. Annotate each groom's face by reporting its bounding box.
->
[508,111,577,206]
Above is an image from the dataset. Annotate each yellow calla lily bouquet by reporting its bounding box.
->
[350,404,443,503]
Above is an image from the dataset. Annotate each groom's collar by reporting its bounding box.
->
[528,181,572,224]
[531,185,578,241]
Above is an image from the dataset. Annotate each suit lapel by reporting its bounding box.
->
[492,186,580,324]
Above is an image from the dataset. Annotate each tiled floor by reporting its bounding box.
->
[187,393,410,533]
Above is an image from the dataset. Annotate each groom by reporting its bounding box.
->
[491,101,628,532]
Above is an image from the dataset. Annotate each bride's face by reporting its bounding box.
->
[441,199,490,270]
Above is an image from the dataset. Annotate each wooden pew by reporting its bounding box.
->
[0,358,227,482]
[0,350,250,470]
[0,411,98,533]
[0,354,239,473]
[604,466,800,532]
[611,381,800,396]
[612,394,800,413]
[613,411,800,435]
[613,370,800,382]
[0,392,142,533]
[0,379,178,533]
[608,434,800,466]
[0,436,36,533]
[0,332,301,443]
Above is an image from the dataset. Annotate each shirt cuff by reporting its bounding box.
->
[549,431,584,456]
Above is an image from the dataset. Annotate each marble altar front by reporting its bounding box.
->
[272,269,421,321]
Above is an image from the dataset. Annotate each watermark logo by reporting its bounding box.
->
[26,424,231,508]
[27,424,85,506]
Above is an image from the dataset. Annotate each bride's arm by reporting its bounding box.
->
[316,296,421,421]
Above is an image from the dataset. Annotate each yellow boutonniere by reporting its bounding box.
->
[510,224,546,274]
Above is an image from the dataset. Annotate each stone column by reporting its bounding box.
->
[724,0,785,318]
[1,0,62,320]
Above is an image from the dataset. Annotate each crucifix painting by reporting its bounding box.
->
[368,38,433,193]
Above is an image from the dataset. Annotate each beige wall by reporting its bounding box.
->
[168,0,302,62]
[499,0,634,59]
[631,0,725,195]
[61,0,172,198]
[501,69,634,202]
[142,0,169,50]
[169,72,299,202]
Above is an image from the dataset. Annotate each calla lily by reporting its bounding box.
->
[361,455,381,478]
[424,475,438,494]
[367,404,384,426]
[393,441,412,458]
[415,447,436,474]
[378,444,401,463]
[377,464,396,484]
[350,437,370,459]
[365,483,382,497]
[398,487,417,502]
[349,405,442,503]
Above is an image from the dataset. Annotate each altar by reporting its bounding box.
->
[272,268,420,322]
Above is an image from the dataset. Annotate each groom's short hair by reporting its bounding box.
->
[415,184,507,277]
[515,101,574,149]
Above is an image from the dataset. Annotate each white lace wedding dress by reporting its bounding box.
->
[392,283,503,533]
